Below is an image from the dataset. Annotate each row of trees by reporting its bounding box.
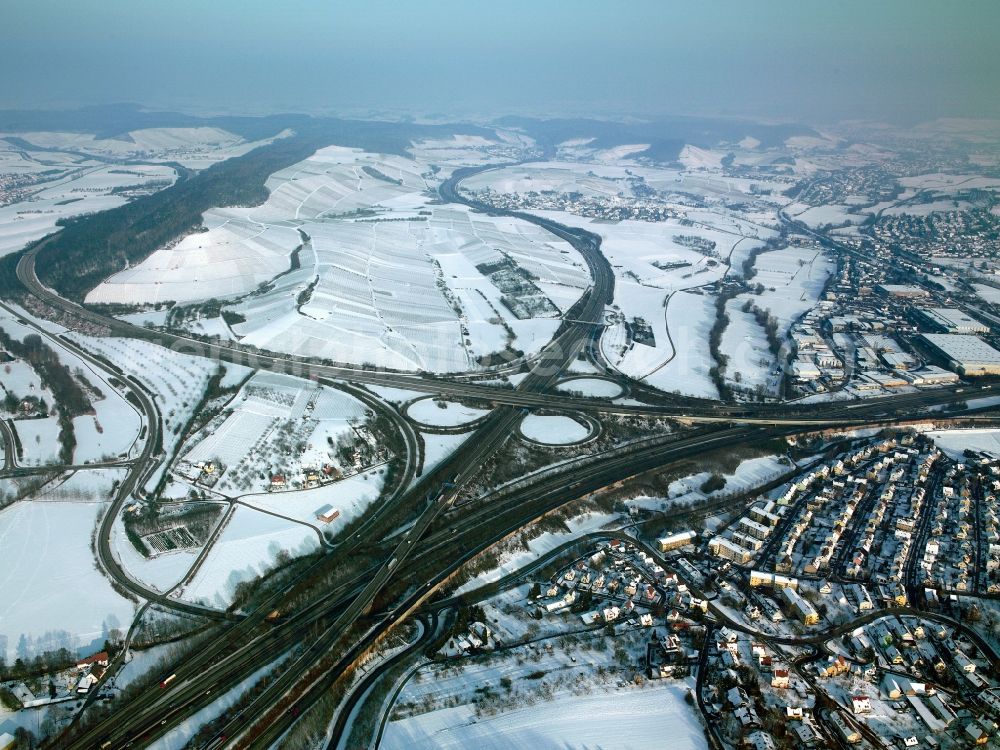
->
[744,300,782,358]
[0,331,92,463]
[707,286,740,401]
[0,648,76,683]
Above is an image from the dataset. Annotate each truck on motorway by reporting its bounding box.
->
[159,673,177,688]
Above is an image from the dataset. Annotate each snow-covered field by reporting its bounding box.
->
[175,371,371,496]
[407,398,489,428]
[463,162,635,198]
[464,161,791,397]
[719,298,778,394]
[0,473,136,660]
[679,144,725,170]
[422,432,470,473]
[711,243,833,394]
[407,131,533,173]
[627,289,718,397]
[881,199,972,216]
[0,159,177,257]
[0,359,43,394]
[898,173,1000,191]
[88,145,589,374]
[519,414,590,444]
[0,309,145,464]
[554,377,622,397]
[787,202,861,228]
[179,505,319,609]
[0,126,269,257]
[3,123,266,259]
[73,400,142,464]
[670,455,787,501]
[5,126,284,168]
[111,514,198,594]
[11,417,61,465]
[27,467,127,502]
[65,334,226,489]
[383,681,706,750]
[239,465,384,533]
[924,428,1000,460]
[744,244,835,330]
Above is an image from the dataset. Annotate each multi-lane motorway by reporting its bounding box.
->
[22,161,1000,749]
[49,161,614,749]
[0,417,18,471]
[61,409,1000,749]
[200,161,621,747]
[0,297,236,623]
[64,424,771,749]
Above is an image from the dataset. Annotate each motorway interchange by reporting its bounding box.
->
[7,162,1000,750]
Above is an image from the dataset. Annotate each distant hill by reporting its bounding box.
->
[494,115,819,162]
[0,103,495,149]
[0,102,312,141]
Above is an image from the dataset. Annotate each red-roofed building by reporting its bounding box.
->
[76,651,109,669]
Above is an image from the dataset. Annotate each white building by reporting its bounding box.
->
[921,333,1000,376]
[918,307,989,334]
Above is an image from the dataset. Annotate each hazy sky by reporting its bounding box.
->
[3,0,999,124]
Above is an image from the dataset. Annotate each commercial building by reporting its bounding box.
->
[921,334,1000,376]
[792,358,821,381]
[862,372,909,389]
[877,284,930,299]
[900,366,960,386]
[918,307,989,334]
[881,351,918,371]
